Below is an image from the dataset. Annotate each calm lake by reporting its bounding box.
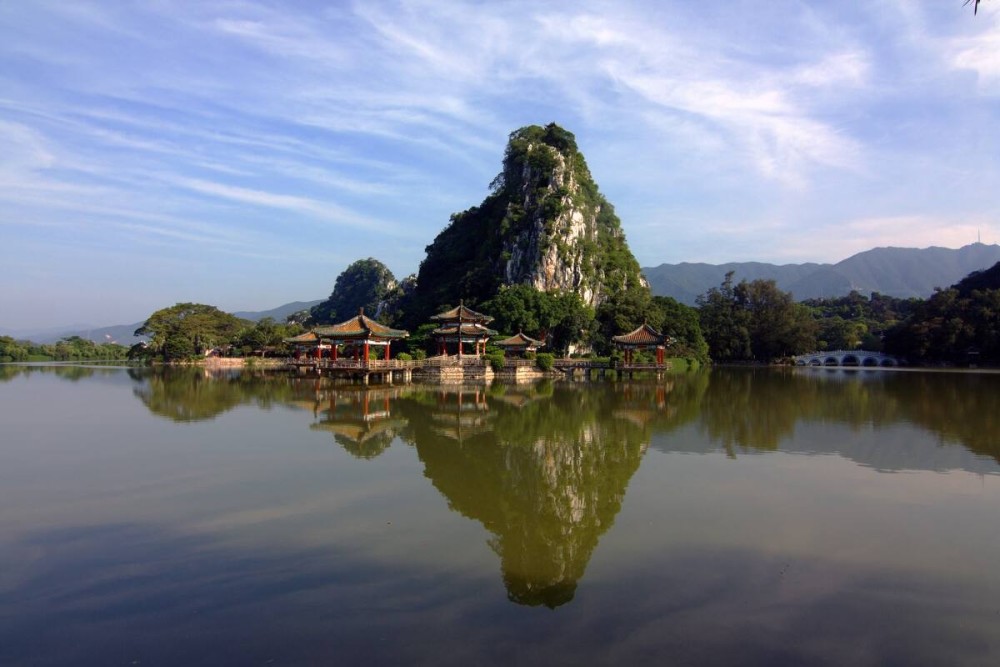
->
[1,364,999,666]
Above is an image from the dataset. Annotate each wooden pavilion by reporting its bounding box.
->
[612,323,671,366]
[284,331,328,360]
[430,302,497,357]
[494,331,545,357]
[312,308,409,362]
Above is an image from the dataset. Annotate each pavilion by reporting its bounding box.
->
[284,331,327,360]
[430,302,497,357]
[494,331,545,357]
[311,308,409,362]
[611,323,672,366]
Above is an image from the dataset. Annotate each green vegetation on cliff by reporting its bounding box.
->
[406,123,647,331]
[311,258,398,324]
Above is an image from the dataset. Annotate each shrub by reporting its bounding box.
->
[485,350,505,371]
[396,352,413,361]
[535,352,554,371]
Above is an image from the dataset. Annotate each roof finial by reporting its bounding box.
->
[359,307,364,317]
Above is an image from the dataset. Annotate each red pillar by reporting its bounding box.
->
[384,343,390,360]
[315,345,321,359]
[332,344,338,361]
[657,347,664,365]
[363,342,370,363]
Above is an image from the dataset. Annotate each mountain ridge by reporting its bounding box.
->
[642,243,1000,304]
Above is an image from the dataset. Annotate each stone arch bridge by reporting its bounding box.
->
[793,350,902,367]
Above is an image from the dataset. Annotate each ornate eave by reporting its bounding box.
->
[495,331,544,349]
[313,309,409,341]
[284,331,319,345]
[430,302,494,325]
[431,323,497,339]
[612,323,667,347]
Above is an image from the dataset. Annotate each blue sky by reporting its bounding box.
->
[2,1,999,331]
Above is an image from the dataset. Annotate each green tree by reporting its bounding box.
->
[483,285,595,355]
[311,258,396,324]
[697,272,752,362]
[885,286,1000,364]
[233,318,302,357]
[697,273,816,362]
[735,279,817,361]
[0,336,29,362]
[651,296,710,364]
[134,303,248,362]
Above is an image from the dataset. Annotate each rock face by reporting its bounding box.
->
[411,123,646,321]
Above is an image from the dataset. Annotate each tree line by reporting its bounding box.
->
[694,261,1000,366]
[30,259,994,367]
[0,335,129,363]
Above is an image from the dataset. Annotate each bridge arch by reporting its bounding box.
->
[794,350,902,368]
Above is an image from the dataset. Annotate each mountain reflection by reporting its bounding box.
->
[118,365,1000,606]
[391,384,654,607]
[124,366,1000,469]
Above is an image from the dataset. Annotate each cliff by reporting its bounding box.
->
[409,124,647,323]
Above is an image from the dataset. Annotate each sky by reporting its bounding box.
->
[2,0,999,332]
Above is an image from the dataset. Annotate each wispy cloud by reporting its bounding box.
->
[1,0,998,328]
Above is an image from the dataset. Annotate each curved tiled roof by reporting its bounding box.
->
[495,331,544,348]
[611,323,667,346]
[431,322,497,337]
[284,331,319,344]
[430,302,494,324]
[313,309,409,340]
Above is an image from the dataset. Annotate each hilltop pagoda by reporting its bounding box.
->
[430,301,497,357]
[312,308,409,362]
[612,323,672,366]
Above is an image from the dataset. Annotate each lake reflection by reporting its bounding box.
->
[2,365,1000,665]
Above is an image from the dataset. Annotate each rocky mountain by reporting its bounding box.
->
[643,243,1000,304]
[408,123,646,323]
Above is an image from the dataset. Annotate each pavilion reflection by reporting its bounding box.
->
[308,386,408,459]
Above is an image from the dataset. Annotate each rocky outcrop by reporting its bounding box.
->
[410,123,647,322]
[497,125,646,305]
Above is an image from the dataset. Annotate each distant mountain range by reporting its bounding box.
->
[641,243,1000,305]
[2,300,323,345]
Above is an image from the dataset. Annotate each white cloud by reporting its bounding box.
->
[948,19,1000,91]
[0,120,55,174]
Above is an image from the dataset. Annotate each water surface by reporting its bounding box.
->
[1,365,999,665]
